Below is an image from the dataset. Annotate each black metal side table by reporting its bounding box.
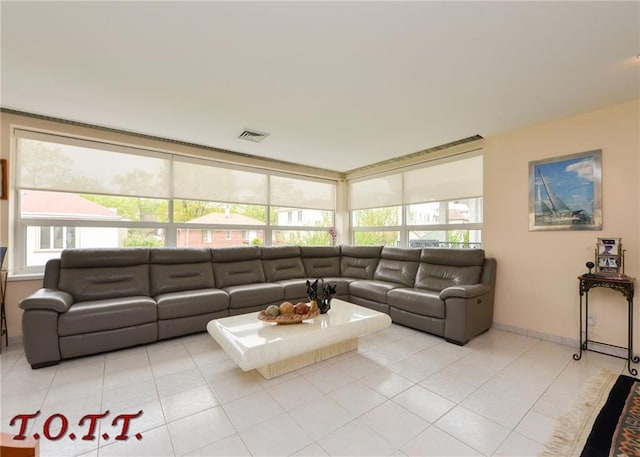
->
[573,275,637,375]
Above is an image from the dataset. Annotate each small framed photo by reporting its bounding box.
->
[597,238,620,255]
[598,256,618,270]
[595,237,624,276]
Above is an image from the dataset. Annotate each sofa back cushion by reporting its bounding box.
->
[149,248,214,296]
[415,248,483,291]
[261,246,305,282]
[58,248,150,301]
[212,246,265,287]
[340,245,382,279]
[415,263,482,291]
[374,247,420,286]
[301,246,341,277]
[420,248,485,267]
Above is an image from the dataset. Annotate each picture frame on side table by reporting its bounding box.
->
[528,149,602,231]
[598,237,620,256]
[595,238,624,277]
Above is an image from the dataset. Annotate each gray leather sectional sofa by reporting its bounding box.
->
[19,245,496,368]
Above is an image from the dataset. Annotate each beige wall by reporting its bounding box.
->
[2,100,639,346]
[484,99,640,348]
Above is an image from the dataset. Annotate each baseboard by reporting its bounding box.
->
[491,322,630,359]
[5,335,23,347]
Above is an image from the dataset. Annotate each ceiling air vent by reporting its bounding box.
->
[238,129,269,143]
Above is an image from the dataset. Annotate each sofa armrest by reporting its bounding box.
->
[440,284,490,300]
[19,289,74,313]
[443,284,494,345]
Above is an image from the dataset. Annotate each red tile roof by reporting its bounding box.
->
[21,190,121,217]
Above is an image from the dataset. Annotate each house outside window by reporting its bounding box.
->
[39,226,77,250]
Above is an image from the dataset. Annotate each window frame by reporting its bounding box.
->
[12,129,337,274]
[349,152,484,249]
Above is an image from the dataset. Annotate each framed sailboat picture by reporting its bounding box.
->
[528,150,602,231]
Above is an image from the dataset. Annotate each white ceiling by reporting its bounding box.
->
[2,1,638,173]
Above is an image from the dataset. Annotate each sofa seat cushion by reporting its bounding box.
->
[387,288,444,319]
[156,289,229,319]
[58,296,157,337]
[349,280,403,303]
[224,283,284,309]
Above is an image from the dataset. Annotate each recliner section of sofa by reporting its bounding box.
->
[55,248,158,360]
[150,248,228,340]
[388,248,496,345]
[21,249,158,368]
[349,246,420,314]
[261,246,308,302]
[19,245,496,368]
[301,245,350,299]
[212,246,283,316]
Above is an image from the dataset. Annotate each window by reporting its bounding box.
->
[351,206,402,246]
[13,130,336,273]
[349,153,483,248]
[353,231,400,247]
[407,198,483,248]
[269,175,335,246]
[16,132,171,271]
[38,226,76,250]
[272,230,331,246]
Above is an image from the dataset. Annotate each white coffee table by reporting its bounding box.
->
[206,299,391,379]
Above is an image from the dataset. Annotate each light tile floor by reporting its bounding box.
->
[0,325,628,456]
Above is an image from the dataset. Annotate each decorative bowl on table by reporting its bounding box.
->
[257,301,320,325]
[257,310,320,325]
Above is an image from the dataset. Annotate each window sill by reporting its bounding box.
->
[7,272,44,282]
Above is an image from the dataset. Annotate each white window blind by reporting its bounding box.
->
[404,154,483,204]
[173,158,268,204]
[349,173,402,210]
[16,131,170,198]
[270,175,336,210]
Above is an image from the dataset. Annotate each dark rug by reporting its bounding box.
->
[581,374,639,457]
[541,370,640,457]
